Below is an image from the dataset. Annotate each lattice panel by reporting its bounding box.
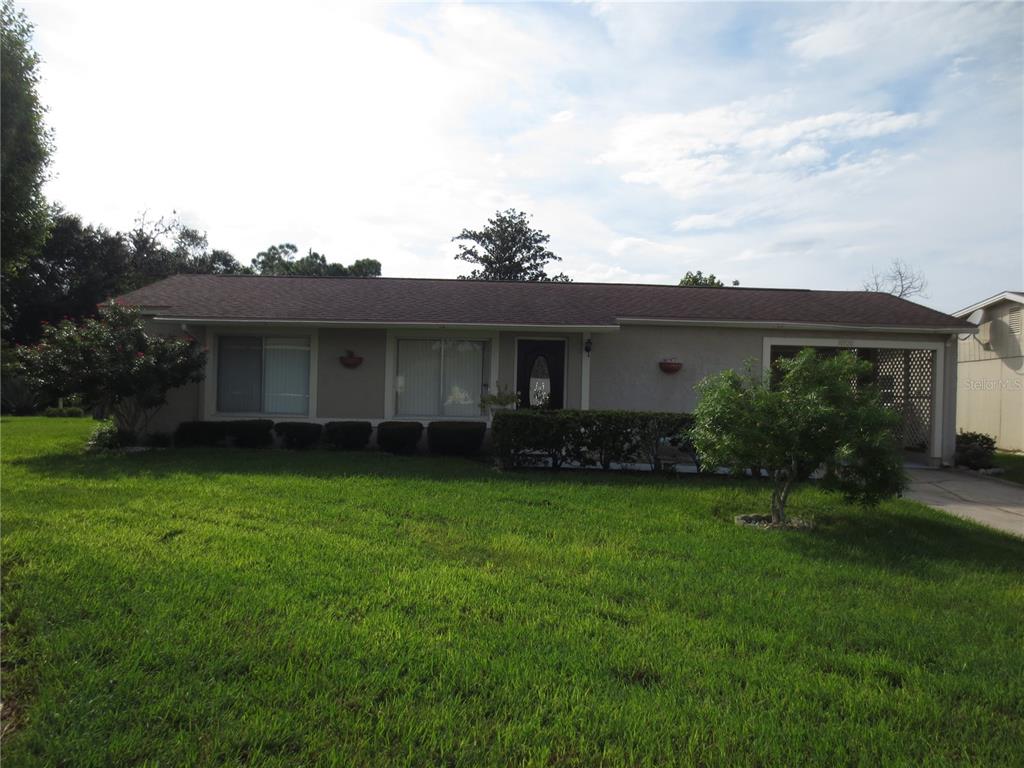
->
[874,348,935,451]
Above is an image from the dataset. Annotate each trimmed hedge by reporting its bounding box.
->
[43,406,85,417]
[324,421,373,451]
[955,430,996,470]
[376,421,423,454]
[428,421,486,456]
[225,419,274,449]
[274,421,323,450]
[492,410,694,470]
[174,421,227,447]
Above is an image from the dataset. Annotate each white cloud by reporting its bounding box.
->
[598,104,922,204]
[24,0,1023,311]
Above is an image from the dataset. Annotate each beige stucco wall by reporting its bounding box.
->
[147,322,206,434]
[497,331,583,410]
[956,299,1023,451]
[589,326,763,412]
[145,321,961,463]
[588,325,958,464]
[317,328,387,419]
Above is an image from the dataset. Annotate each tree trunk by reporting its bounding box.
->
[770,466,796,525]
[109,397,156,437]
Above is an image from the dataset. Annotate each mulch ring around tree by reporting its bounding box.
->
[734,514,815,530]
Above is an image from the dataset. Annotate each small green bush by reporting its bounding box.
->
[43,406,85,418]
[324,421,373,451]
[174,421,227,447]
[428,421,487,456]
[955,431,996,470]
[491,410,694,470]
[86,422,135,451]
[376,421,423,454]
[225,419,274,449]
[693,349,904,524]
[274,422,323,450]
[635,412,694,471]
[576,411,640,469]
[491,410,573,468]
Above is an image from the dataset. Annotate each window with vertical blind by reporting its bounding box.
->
[216,335,310,415]
[395,339,487,417]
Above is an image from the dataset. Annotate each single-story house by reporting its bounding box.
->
[117,275,974,465]
[954,291,1023,452]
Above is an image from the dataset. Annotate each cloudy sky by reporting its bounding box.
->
[24,1,1024,312]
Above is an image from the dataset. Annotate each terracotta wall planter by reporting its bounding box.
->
[340,355,364,369]
[659,360,682,374]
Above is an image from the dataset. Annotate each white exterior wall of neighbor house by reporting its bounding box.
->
[956,298,1024,451]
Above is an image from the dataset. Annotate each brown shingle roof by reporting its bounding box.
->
[116,275,971,331]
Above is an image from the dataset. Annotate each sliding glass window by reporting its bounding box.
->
[217,335,310,416]
[396,339,486,417]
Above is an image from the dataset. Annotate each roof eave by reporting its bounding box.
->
[149,316,621,333]
[953,291,1024,317]
[616,317,974,334]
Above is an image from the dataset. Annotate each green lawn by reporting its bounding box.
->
[2,417,1023,767]
[994,451,1024,485]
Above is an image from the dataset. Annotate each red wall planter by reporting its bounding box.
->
[340,355,364,369]
[659,360,682,374]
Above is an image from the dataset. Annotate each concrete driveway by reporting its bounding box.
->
[905,468,1024,538]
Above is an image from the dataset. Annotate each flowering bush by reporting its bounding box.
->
[17,302,206,438]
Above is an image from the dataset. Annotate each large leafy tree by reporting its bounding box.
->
[679,270,737,287]
[17,302,206,435]
[3,212,131,343]
[122,213,249,291]
[251,243,381,277]
[1,0,53,283]
[453,209,570,282]
[2,212,249,344]
[692,349,904,524]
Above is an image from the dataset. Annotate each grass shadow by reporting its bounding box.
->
[6,443,732,492]
[783,506,1024,575]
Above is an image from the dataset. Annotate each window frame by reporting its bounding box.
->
[386,329,499,421]
[206,328,318,419]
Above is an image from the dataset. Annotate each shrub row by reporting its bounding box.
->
[170,419,487,455]
[492,410,695,470]
[955,430,996,470]
[43,406,85,417]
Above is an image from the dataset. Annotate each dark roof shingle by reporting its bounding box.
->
[116,275,971,331]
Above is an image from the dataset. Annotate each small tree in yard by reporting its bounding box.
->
[691,349,904,525]
[17,302,205,439]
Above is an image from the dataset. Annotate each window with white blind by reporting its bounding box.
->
[395,339,487,417]
[216,335,311,415]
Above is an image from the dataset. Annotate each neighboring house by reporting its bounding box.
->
[954,291,1024,452]
[117,275,974,465]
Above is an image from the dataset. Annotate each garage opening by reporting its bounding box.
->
[769,345,937,458]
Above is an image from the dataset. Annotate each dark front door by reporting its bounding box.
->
[516,339,566,409]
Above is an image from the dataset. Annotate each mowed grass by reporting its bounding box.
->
[2,418,1023,767]
[994,451,1024,485]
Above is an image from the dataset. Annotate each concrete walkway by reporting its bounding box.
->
[905,468,1024,538]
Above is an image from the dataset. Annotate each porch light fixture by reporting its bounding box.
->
[584,338,593,356]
